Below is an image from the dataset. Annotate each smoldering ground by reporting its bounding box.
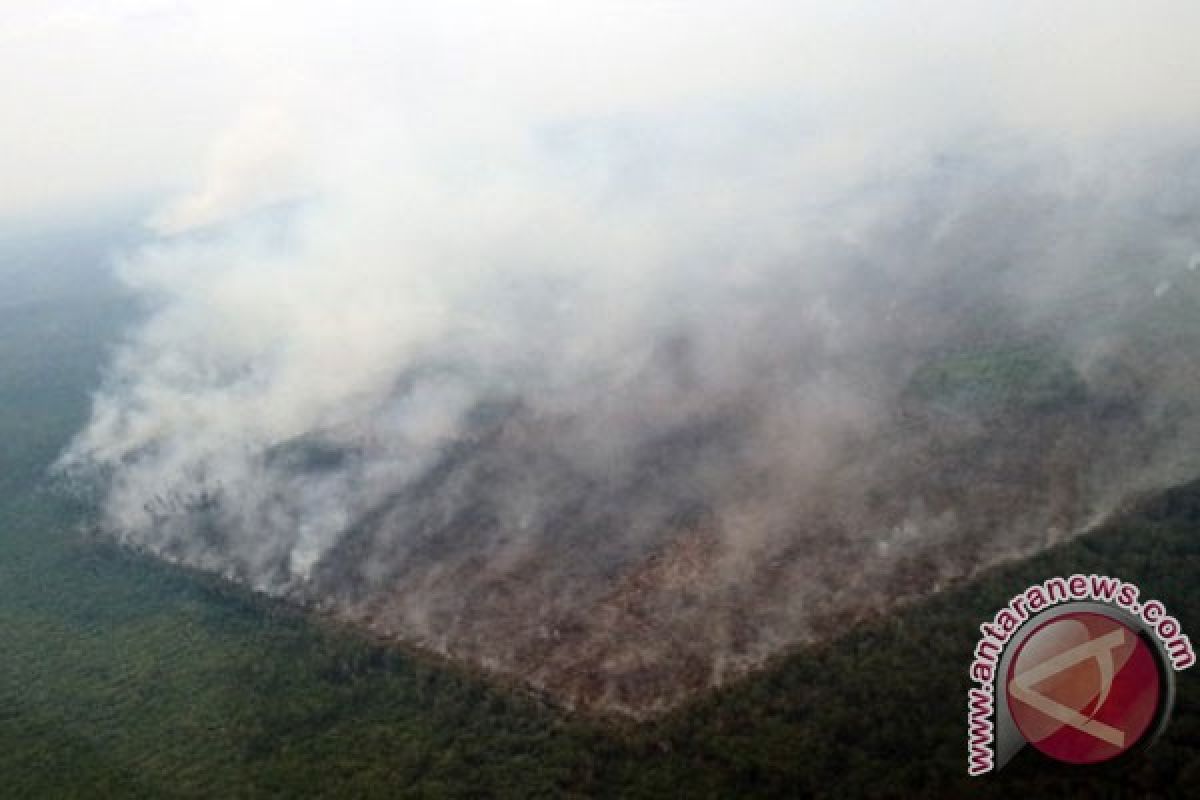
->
[38,3,1200,712]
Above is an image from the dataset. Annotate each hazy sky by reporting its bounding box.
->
[4,2,1200,224]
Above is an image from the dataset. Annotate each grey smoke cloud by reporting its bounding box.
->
[35,2,1200,710]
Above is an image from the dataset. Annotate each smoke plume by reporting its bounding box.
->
[48,3,1200,712]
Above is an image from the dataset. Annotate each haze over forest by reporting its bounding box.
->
[5,2,1200,713]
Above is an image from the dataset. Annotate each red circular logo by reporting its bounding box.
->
[1006,611,1161,764]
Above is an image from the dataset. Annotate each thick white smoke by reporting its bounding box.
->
[43,2,1200,710]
